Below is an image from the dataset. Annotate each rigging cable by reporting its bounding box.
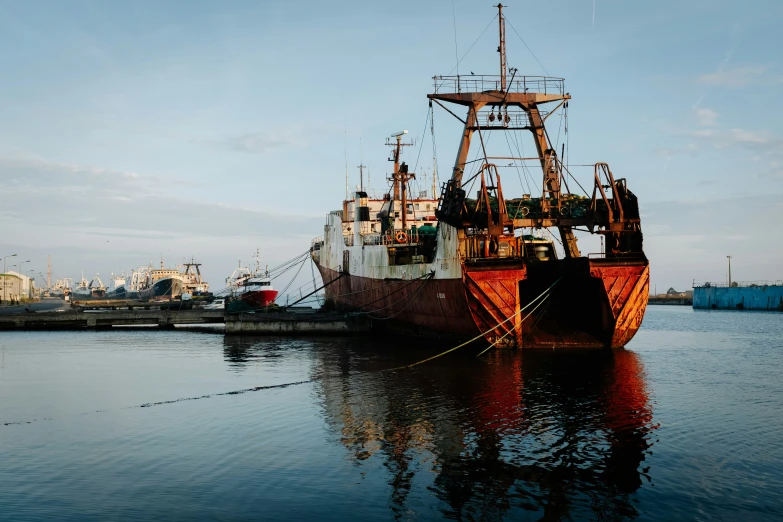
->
[504,17,550,76]
[365,273,435,320]
[274,255,308,301]
[431,101,439,197]
[412,104,431,174]
[436,14,499,91]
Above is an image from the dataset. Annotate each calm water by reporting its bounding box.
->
[1,306,782,521]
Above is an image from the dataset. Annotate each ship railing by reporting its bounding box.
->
[361,234,386,246]
[693,280,783,289]
[361,234,421,246]
[587,252,648,263]
[432,75,565,96]
[462,235,523,261]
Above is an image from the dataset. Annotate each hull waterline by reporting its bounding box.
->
[316,258,648,349]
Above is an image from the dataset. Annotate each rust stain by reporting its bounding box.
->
[591,264,650,347]
[464,268,527,347]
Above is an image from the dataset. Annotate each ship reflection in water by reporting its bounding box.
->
[223,337,656,520]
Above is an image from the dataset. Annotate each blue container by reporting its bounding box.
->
[693,285,783,310]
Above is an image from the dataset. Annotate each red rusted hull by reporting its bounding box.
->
[317,258,649,349]
[239,289,278,308]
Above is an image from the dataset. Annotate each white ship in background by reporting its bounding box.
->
[137,258,209,300]
[107,271,128,297]
[72,273,106,299]
[67,258,209,301]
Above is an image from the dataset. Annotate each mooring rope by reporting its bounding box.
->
[3,277,562,427]
[381,276,562,371]
[475,289,553,357]
[365,273,436,320]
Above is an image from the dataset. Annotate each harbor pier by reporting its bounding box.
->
[0,309,225,330]
[0,307,370,333]
[224,311,370,334]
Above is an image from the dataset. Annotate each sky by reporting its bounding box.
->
[1,0,782,294]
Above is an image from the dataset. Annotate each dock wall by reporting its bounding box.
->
[693,286,783,311]
[0,310,224,329]
[649,297,692,306]
[224,312,370,335]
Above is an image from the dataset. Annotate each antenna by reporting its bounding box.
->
[451,0,459,77]
[357,164,366,192]
[358,137,365,191]
[497,4,507,92]
[344,130,349,200]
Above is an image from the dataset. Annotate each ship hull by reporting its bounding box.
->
[239,289,278,308]
[316,258,648,349]
[139,277,184,300]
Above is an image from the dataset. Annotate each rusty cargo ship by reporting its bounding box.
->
[311,5,649,349]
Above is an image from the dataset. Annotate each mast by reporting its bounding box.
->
[387,130,415,229]
[428,3,581,257]
[498,3,506,92]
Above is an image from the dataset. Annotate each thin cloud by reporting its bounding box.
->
[694,108,718,127]
[689,127,780,150]
[197,131,307,155]
[697,64,768,89]
[691,23,743,109]
[653,143,697,158]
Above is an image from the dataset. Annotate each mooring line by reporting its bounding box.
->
[381,277,562,371]
[134,379,314,408]
[475,290,553,357]
[2,278,563,428]
[1,380,317,426]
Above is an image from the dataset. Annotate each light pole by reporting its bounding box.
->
[27,270,36,299]
[18,260,30,299]
[3,253,17,304]
[727,256,732,287]
[9,265,17,303]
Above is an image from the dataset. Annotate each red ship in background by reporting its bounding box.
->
[225,250,278,311]
[312,4,648,349]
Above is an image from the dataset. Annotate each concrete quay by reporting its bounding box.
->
[225,311,370,335]
[0,309,224,330]
[0,307,370,334]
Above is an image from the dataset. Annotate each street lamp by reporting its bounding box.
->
[27,270,36,299]
[9,264,18,303]
[2,254,17,304]
[18,260,30,299]
[727,256,732,287]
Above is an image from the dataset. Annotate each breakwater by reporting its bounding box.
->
[693,285,783,311]
[649,296,692,306]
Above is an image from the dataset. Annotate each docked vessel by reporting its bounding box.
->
[73,273,106,299]
[107,271,128,298]
[138,261,183,300]
[52,278,73,298]
[180,259,210,296]
[224,250,278,311]
[125,266,149,299]
[137,258,210,300]
[311,5,649,349]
